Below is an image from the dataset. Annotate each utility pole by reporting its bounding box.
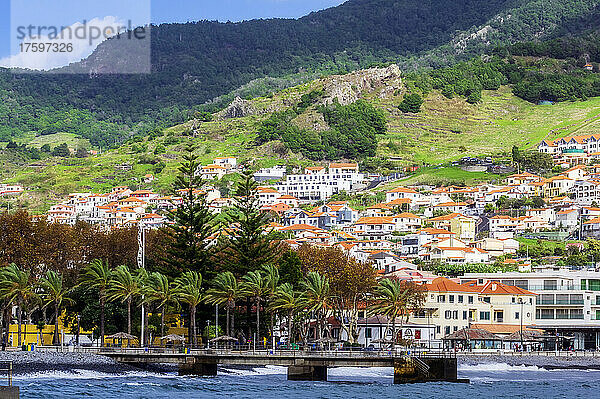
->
[215,304,219,340]
[137,225,146,347]
[519,298,524,352]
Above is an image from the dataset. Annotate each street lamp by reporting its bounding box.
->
[207,320,211,348]
[518,298,524,352]
[76,314,81,347]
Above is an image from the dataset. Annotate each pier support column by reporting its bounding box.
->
[393,357,419,384]
[0,386,19,399]
[287,365,327,381]
[394,357,461,384]
[179,361,218,376]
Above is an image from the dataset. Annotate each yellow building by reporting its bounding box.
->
[429,213,476,241]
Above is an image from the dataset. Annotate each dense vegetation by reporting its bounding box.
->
[496,30,600,64]
[2,0,600,147]
[414,54,600,104]
[257,99,387,160]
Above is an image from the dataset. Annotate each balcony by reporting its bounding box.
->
[526,285,578,291]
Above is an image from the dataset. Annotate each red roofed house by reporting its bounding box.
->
[407,277,536,340]
[385,186,420,204]
[353,216,396,240]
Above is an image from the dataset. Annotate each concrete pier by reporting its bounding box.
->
[0,386,19,399]
[394,357,465,383]
[179,361,218,376]
[93,348,465,384]
[287,365,327,381]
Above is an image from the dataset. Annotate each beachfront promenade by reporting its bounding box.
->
[37,347,461,383]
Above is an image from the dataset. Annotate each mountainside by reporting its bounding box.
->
[1,0,600,148]
[3,63,600,211]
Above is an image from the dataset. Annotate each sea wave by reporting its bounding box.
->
[13,369,177,381]
[459,363,545,372]
[220,365,287,376]
[328,367,393,378]
[220,365,394,379]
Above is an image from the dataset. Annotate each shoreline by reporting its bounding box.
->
[458,354,600,370]
[3,351,600,376]
[0,351,175,375]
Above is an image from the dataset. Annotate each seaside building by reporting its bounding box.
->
[461,270,600,350]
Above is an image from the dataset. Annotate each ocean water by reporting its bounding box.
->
[14,363,600,399]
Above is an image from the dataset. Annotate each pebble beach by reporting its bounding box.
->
[1,350,600,375]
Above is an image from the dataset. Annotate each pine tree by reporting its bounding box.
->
[164,144,216,278]
[223,171,282,276]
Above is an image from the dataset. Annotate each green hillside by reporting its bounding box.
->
[1,0,599,148]
[2,64,600,212]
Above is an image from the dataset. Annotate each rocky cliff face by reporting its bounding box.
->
[322,64,403,105]
[219,96,257,118]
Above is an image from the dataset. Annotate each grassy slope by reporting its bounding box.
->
[3,68,600,212]
[372,86,600,164]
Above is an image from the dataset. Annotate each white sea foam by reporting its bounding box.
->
[220,365,287,376]
[219,365,394,379]
[328,367,393,379]
[13,369,176,381]
[459,363,545,372]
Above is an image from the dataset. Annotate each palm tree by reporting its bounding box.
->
[79,259,112,347]
[173,271,203,347]
[0,264,37,347]
[145,272,175,339]
[39,271,73,346]
[204,272,243,337]
[370,279,425,351]
[302,271,331,344]
[269,283,305,346]
[107,265,142,337]
[240,270,270,346]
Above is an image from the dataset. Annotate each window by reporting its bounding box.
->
[437,295,446,303]
[515,312,520,320]
[495,311,504,323]
[556,309,569,319]
[365,328,372,338]
[458,295,464,303]
[445,326,451,335]
[468,296,474,304]
[463,311,468,320]
[539,309,554,319]
[570,309,584,319]
[436,326,441,334]
[540,294,554,305]
[570,294,584,305]
[452,310,458,319]
[480,311,491,321]
[449,295,455,304]
[445,310,452,319]
[556,294,569,305]
[543,280,557,290]
[483,297,491,303]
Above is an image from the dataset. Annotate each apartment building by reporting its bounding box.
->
[275,163,364,202]
[409,277,536,340]
[461,270,600,350]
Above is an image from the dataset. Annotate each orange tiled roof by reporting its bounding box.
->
[355,216,395,225]
[426,277,479,293]
[388,187,418,194]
